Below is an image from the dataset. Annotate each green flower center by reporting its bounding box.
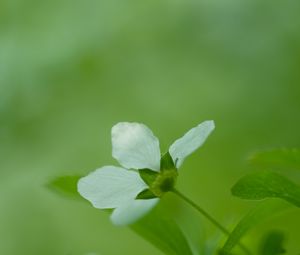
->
[150,168,178,197]
[137,152,178,199]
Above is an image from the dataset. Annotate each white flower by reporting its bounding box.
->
[78,121,215,226]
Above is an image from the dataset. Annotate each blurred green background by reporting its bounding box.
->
[1,0,300,254]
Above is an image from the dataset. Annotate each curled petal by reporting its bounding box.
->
[169,120,215,168]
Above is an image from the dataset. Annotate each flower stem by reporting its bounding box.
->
[172,189,252,255]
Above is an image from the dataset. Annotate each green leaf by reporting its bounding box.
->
[161,152,176,171]
[136,189,157,199]
[249,148,300,171]
[139,169,159,186]
[131,209,194,255]
[221,199,289,254]
[231,171,300,207]
[258,230,286,255]
[47,175,83,200]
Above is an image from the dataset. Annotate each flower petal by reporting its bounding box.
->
[77,166,147,209]
[112,122,161,171]
[169,120,215,168]
[110,198,159,226]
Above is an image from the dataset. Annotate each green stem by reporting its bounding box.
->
[172,189,252,255]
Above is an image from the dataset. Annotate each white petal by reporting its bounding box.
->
[110,198,159,226]
[169,120,215,168]
[77,166,147,209]
[112,122,161,171]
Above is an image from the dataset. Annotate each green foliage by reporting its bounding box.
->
[131,210,193,255]
[160,152,176,171]
[258,230,286,255]
[47,175,82,199]
[220,199,289,254]
[47,175,193,255]
[136,189,157,199]
[139,169,159,186]
[231,171,300,207]
[2,0,300,253]
[250,148,300,171]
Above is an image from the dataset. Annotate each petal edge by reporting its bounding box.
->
[169,120,215,168]
[110,198,159,226]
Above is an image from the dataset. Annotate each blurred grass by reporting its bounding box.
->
[1,0,300,254]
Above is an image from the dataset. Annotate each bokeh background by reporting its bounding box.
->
[1,0,300,254]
